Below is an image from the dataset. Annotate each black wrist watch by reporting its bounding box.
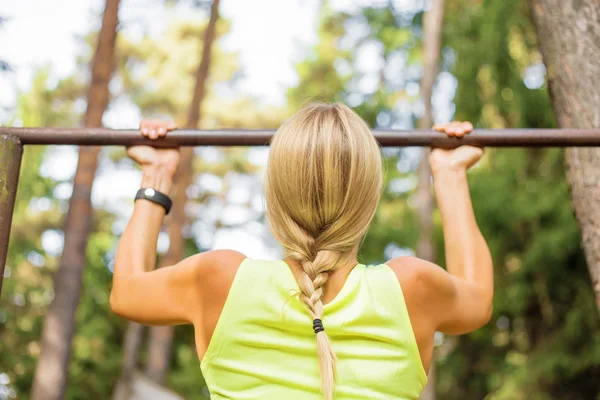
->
[135,188,173,215]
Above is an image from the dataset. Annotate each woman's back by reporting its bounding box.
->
[201,258,427,400]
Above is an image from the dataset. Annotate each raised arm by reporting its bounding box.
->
[109,119,244,326]
[388,121,494,335]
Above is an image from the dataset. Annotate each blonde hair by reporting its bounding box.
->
[265,103,383,399]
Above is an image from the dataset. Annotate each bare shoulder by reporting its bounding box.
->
[188,250,247,351]
[386,256,438,284]
[193,249,247,267]
[191,249,247,287]
[385,256,455,301]
[386,255,493,336]
[192,249,247,316]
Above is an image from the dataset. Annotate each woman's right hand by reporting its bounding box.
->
[429,121,483,173]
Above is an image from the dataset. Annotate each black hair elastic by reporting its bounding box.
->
[313,318,325,334]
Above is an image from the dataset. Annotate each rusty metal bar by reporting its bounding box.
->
[0,134,23,296]
[3,127,600,148]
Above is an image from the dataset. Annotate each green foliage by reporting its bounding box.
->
[1,70,89,398]
[117,18,238,122]
[436,148,600,399]
[287,10,351,107]
[445,0,555,129]
[288,4,419,127]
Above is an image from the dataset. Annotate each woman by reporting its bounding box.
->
[110,103,493,400]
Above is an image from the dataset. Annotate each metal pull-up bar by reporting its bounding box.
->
[2,126,600,295]
[3,127,600,148]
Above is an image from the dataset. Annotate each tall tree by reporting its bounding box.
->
[529,0,600,312]
[30,0,121,398]
[416,1,445,399]
[144,0,221,384]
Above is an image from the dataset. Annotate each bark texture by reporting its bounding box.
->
[30,1,121,398]
[416,1,445,399]
[144,0,220,384]
[530,0,600,311]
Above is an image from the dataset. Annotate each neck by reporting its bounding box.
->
[283,255,359,305]
[283,255,359,278]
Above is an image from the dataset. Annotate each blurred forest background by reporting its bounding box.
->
[1,0,599,399]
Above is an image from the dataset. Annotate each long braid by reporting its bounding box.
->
[287,225,345,400]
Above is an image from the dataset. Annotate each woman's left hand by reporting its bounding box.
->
[127,119,180,176]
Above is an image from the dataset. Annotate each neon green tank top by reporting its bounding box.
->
[200,258,427,399]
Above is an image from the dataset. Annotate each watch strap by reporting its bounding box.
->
[135,188,173,215]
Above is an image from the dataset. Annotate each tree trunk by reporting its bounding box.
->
[529,0,600,312]
[30,1,120,399]
[112,323,145,400]
[416,1,445,399]
[144,0,220,384]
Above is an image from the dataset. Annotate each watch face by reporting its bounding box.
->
[144,188,156,197]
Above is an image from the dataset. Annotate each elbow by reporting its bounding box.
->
[474,281,494,329]
[110,267,137,317]
[474,298,494,330]
[482,286,494,324]
[468,288,493,331]
[110,286,128,318]
[109,291,122,316]
[480,303,493,327]
[459,304,492,334]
